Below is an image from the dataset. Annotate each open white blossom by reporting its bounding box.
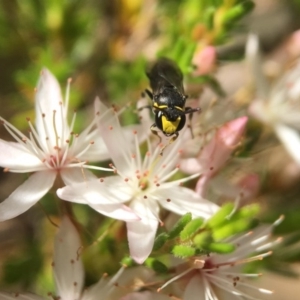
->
[247,34,300,165]
[57,100,219,264]
[158,217,283,300]
[0,216,130,300]
[0,69,138,222]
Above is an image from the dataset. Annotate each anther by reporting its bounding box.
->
[3,168,9,172]
[109,126,113,130]
[100,178,104,182]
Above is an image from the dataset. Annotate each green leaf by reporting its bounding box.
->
[207,203,235,229]
[213,218,258,241]
[207,242,235,253]
[222,1,255,28]
[172,245,196,258]
[168,213,192,239]
[153,232,169,251]
[180,218,204,240]
[120,256,134,267]
[145,258,168,273]
[193,231,214,248]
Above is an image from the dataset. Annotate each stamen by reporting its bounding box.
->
[158,267,193,292]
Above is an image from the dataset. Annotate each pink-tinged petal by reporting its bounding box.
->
[54,216,84,300]
[183,274,204,300]
[237,173,260,200]
[197,116,248,175]
[0,140,43,172]
[274,123,300,165]
[0,171,56,221]
[94,99,133,174]
[35,69,68,149]
[127,200,160,264]
[157,186,219,219]
[0,293,45,300]
[60,168,97,185]
[192,46,216,76]
[195,175,210,196]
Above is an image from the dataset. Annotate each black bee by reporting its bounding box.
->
[144,57,200,147]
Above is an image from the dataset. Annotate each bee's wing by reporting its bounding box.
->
[147,58,185,95]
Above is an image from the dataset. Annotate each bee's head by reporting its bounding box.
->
[155,110,186,136]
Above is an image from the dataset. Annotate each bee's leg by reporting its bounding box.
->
[184,107,201,139]
[150,123,162,145]
[160,132,179,156]
[141,89,153,100]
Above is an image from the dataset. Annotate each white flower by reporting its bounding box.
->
[57,100,219,264]
[247,34,300,165]
[0,69,138,222]
[0,216,127,300]
[158,217,283,300]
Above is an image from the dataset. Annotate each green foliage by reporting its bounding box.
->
[145,258,168,273]
[179,218,204,240]
[168,213,192,239]
[3,243,43,287]
[172,245,196,258]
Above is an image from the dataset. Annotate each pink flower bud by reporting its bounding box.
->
[192,46,216,76]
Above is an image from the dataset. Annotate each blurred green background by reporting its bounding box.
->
[1,0,300,298]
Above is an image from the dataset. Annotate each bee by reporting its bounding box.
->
[143,58,200,150]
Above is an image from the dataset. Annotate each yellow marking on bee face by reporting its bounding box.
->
[175,106,184,111]
[161,115,181,134]
[153,103,167,109]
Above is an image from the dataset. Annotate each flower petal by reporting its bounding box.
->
[274,123,300,165]
[57,177,140,222]
[127,199,159,264]
[121,291,170,300]
[35,69,69,150]
[246,34,269,99]
[0,140,43,172]
[0,171,56,221]
[184,274,204,300]
[54,216,84,300]
[157,186,219,219]
[60,168,97,185]
[57,176,133,205]
[0,293,45,300]
[94,99,133,174]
